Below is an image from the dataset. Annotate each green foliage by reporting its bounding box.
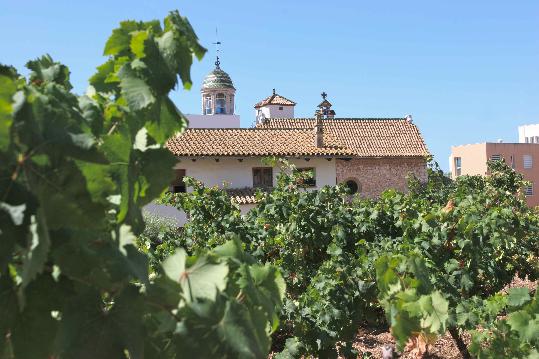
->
[136,214,184,269]
[161,158,539,358]
[469,288,539,358]
[160,177,247,250]
[0,11,284,359]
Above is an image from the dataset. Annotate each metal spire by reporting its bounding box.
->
[212,27,222,69]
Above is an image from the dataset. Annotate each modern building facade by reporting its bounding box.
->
[450,142,539,206]
[518,124,539,144]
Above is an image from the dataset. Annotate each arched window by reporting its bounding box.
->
[216,93,226,114]
[345,179,361,195]
[204,95,212,115]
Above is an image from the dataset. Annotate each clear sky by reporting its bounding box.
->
[2,0,538,169]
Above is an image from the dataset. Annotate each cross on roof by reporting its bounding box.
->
[321,91,327,100]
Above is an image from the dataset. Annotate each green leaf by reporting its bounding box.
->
[130,30,150,58]
[135,146,177,206]
[35,162,104,230]
[89,59,117,93]
[507,287,531,307]
[79,95,104,136]
[419,291,449,333]
[104,20,141,56]
[216,300,268,358]
[109,285,146,359]
[507,311,538,341]
[163,250,229,302]
[145,97,186,143]
[274,337,305,359]
[0,73,17,151]
[0,274,18,355]
[26,54,72,89]
[120,75,155,111]
[11,274,68,359]
[54,288,125,359]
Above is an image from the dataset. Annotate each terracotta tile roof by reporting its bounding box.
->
[226,187,268,204]
[254,93,296,108]
[256,118,429,157]
[167,128,353,157]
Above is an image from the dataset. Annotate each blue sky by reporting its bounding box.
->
[2,0,538,170]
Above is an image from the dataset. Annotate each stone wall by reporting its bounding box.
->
[336,157,427,198]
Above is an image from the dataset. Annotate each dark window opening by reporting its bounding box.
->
[278,106,283,110]
[170,169,186,193]
[295,167,316,187]
[345,179,360,194]
[454,157,462,176]
[253,167,273,188]
[216,93,226,114]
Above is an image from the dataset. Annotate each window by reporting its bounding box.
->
[204,95,212,115]
[525,183,534,196]
[345,179,360,194]
[491,154,502,161]
[535,136,539,143]
[454,157,462,177]
[525,137,530,143]
[295,167,316,187]
[170,169,186,193]
[523,155,533,169]
[510,155,515,169]
[278,106,283,110]
[253,167,273,188]
[215,93,226,114]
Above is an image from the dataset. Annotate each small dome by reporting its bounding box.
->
[202,58,235,90]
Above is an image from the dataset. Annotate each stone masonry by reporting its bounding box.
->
[336,158,427,198]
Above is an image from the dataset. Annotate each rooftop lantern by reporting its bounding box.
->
[315,91,335,120]
[201,55,236,116]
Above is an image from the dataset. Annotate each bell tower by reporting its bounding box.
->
[200,56,236,115]
[185,37,240,128]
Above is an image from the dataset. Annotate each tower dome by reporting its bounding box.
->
[201,57,235,90]
[200,57,236,115]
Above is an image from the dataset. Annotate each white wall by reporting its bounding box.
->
[257,105,294,119]
[186,114,240,128]
[176,157,336,189]
[518,124,539,143]
[143,203,186,226]
[145,157,336,227]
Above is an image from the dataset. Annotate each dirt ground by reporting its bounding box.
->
[353,328,469,358]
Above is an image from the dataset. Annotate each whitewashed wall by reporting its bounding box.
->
[145,157,336,226]
[176,157,336,189]
[185,114,240,128]
[258,105,294,119]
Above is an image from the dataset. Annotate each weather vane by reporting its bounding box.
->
[212,28,221,68]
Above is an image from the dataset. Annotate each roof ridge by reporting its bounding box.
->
[264,117,407,121]
[183,127,313,131]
